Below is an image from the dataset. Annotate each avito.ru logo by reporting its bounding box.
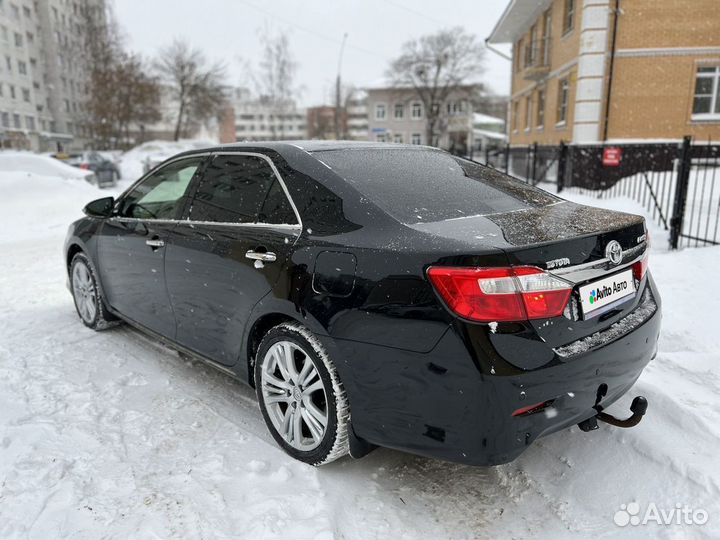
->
[613,502,709,527]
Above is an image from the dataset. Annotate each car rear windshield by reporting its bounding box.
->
[313,148,559,224]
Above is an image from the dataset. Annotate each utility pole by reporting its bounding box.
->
[335,33,348,140]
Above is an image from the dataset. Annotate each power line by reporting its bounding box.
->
[235,0,386,60]
[384,0,454,27]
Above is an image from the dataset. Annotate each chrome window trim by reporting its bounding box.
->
[114,150,303,231]
[110,216,301,232]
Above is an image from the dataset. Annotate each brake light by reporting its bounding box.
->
[427,266,572,322]
[79,163,90,170]
[633,254,648,281]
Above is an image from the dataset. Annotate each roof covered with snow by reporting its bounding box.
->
[487,0,553,44]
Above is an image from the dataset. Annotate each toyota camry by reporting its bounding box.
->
[64,141,661,466]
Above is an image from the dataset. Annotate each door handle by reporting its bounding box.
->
[245,250,276,262]
[146,238,165,248]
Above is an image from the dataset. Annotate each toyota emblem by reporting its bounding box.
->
[605,240,623,265]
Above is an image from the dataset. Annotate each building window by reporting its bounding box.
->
[447,100,465,115]
[1,26,8,43]
[14,32,22,47]
[9,84,15,99]
[393,103,404,119]
[411,102,423,119]
[18,60,26,75]
[525,23,537,67]
[557,77,569,124]
[515,39,522,73]
[1,112,8,127]
[512,100,519,132]
[563,0,575,35]
[22,5,29,17]
[10,3,18,19]
[692,66,720,119]
[13,113,20,128]
[375,132,386,142]
[375,103,386,120]
[542,9,552,65]
[25,115,34,130]
[411,133,422,145]
[393,133,403,143]
[22,88,30,102]
[525,95,532,130]
[536,89,545,128]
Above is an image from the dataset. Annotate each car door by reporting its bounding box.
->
[164,152,301,366]
[97,155,208,338]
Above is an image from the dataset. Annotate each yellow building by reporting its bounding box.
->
[488,0,720,145]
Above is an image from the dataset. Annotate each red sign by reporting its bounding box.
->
[603,147,622,167]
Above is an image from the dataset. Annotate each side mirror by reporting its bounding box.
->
[83,196,115,218]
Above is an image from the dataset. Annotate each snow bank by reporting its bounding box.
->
[0,151,94,181]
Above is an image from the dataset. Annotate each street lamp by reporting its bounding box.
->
[335,32,348,140]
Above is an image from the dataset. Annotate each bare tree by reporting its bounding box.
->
[80,3,161,149]
[155,40,227,141]
[388,28,485,146]
[254,28,300,139]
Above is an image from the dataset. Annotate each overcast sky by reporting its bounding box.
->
[114,0,512,107]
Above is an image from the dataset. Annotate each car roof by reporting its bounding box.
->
[176,140,437,157]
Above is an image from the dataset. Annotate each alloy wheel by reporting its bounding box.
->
[72,262,97,324]
[260,340,329,451]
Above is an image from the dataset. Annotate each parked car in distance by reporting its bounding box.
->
[64,141,660,467]
[53,151,120,188]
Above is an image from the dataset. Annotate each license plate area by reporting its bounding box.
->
[578,268,636,320]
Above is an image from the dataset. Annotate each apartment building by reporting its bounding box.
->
[488,0,720,145]
[0,0,103,151]
[232,87,306,141]
[366,84,480,153]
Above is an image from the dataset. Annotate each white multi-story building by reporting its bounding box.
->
[232,87,306,141]
[0,0,103,151]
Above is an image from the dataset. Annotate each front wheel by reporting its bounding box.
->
[255,322,349,465]
[70,253,117,330]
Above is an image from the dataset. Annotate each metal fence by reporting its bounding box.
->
[480,137,720,249]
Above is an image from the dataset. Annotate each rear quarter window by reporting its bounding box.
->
[314,149,559,224]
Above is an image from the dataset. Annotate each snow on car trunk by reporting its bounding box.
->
[0,171,718,539]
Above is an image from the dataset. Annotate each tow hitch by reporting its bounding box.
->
[578,396,649,432]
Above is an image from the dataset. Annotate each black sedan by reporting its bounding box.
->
[64,141,661,466]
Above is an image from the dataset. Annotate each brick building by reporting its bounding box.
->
[487,0,720,145]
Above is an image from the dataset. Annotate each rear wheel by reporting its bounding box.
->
[255,322,349,465]
[70,253,117,330]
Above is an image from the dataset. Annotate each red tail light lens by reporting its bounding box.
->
[633,253,648,281]
[427,266,572,322]
[79,163,90,170]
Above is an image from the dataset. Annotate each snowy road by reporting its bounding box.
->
[1,171,719,539]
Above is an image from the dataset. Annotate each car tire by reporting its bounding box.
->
[70,253,118,330]
[255,322,350,466]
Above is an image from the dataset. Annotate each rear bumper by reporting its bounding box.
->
[333,277,661,466]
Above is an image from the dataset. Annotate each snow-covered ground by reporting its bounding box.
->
[1,162,719,539]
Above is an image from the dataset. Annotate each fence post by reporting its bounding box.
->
[504,144,510,174]
[557,141,567,193]
[669,135,693,250]
[484,144,490,166]
[530,142,538,183]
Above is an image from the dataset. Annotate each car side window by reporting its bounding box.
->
[189,154,298,225]
[119,157,204,220]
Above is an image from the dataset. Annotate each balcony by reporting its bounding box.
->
[522,37,551,81]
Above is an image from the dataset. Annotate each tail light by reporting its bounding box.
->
[633,230,649,281]
[633,254,648,281]
[79,163,90,170]
[427,266,572,322]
